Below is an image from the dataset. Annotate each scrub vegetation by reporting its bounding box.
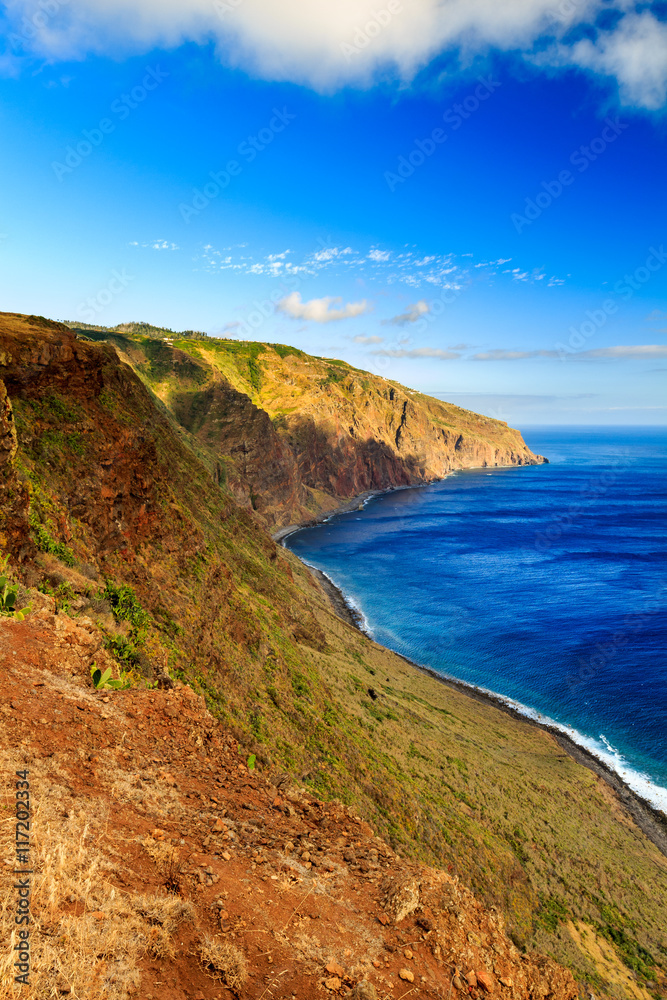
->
[1,311,665,999]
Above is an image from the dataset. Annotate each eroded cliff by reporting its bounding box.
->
[73,323,546,526]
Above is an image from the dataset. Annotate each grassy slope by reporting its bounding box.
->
[3,313,666,998]
[73,327,543,526]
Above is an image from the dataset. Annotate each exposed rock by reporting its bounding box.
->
[477,969,495,992]
[326,961,345,978]
[348,983,378,1000]
[0,378,17,466]
[383,876,421,923]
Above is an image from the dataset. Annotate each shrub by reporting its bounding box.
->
[102,581,151,640]
[103,634,142,668]
[197,935,247,991]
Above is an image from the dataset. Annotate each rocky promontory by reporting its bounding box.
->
[72,321,546,526]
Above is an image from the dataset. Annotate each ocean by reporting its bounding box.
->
[285,427,667,813]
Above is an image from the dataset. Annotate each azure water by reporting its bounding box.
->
[286,428,667,812]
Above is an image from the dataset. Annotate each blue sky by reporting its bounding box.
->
[1,1,666,424]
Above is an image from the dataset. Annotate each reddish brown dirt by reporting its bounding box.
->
[0,612,578,1000]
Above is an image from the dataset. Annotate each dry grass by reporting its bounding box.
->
[110,769,185,826]
[197,933,248,991]
[0,750,194,999]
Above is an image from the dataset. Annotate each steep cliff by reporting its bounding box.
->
[72,324,546,527]
[1,312,665,1000]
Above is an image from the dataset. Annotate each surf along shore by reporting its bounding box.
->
[274,485,667,863]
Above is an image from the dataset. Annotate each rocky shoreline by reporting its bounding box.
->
[276,489,667,863]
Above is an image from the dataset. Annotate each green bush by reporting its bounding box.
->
[102,581,151,640]
[103,633,141,667]
[28,511,75,567]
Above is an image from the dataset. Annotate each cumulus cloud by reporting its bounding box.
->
[371,346,461,360]
[3,0,666,108]
[383,300,429,326]
[276,291,370,323]
[552,12,667,110]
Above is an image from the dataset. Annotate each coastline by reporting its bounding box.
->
[271,487,401,544]
[276,488,667,860]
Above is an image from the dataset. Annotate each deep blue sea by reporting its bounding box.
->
[286,428,667,812]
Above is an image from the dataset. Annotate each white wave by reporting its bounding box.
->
[293,558,374,638]
[435,673,667,815]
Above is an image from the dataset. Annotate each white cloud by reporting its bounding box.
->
[578,344,667,359]
[5,0,666,108]
[554,12,667,110]
[311,246,355,262]
[646,309,667,321]
[130,239,179,250]
[474,257,513,268]
[353,334,383,344]
[383,300,429,325]
[198,242,551,291]
[276,291,370,323]
[371,346,461,360]
[472,349,560,360]
[471,344,667,361]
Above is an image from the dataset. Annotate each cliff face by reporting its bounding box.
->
[74,325,546,527]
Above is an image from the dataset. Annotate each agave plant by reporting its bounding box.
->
[0,556,31,620]
[90,662,132,690]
